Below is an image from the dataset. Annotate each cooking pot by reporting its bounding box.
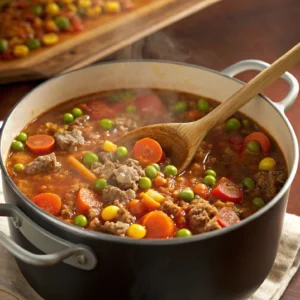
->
[0,60,298,300]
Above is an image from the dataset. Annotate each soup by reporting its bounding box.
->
[6,89,287,239]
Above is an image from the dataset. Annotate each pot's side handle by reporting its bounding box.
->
[222,59,299,112]
[0,203,97,270]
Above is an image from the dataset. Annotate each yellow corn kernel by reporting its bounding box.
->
[42,33,59,46]
[67,3,77,12]
[145,189,164,203]
[45,20,58,32]
[103,1,121,13]
[45,3,60,15]
[62,0,73,3]
[86,6,102,17]
[101,205,119,221]
[13,45,29,57]
[127,224,146,239]
[79,0,91,8]
[103,140,117,152]
[259,157,276,171]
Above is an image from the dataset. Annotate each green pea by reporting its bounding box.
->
[108,94,121,102]
[11,141,24,151]
[0,39,8,54]
[14,163,25,173]
[82,152,99,167]
[252,197,265,208]
[26,38,41,51]
[151,163,160,171]
[123,91,134,99]
[176,228,192,237]
[74,215,88,227]
[180,188,194,202]
[63,113,74,124]
[204,169,216,178]
[72,107,83,118]
[32,5,43,15]
[242,177,255,190]
[203,175,216,186]
[194,195,201,199]
[242,119,250,128]
[139,177,152,189]
[115,146,128,159]
[126,105,136,113]
[246,141,260,153]
[100,119,114,130]
[226,118,241,131]
[173,101,188,113]
[94,178,107,192]
[145,166,158,179]
[16,132,28,143]
[164,165,178,176]
[55,16,70,30]
[197,99,210,113]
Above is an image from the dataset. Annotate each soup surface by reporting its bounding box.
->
[6,89,287,239]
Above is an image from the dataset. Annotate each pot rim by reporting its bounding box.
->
[0,59,298,246]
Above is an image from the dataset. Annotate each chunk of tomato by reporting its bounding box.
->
[212,177,243,203]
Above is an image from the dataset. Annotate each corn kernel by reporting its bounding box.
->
[127,224,146,239]
[42,33,59,46]
[62,0,73,3]
[103,140,117,152]
[45,3,60,15]
[45,20,58,32]
[86,6,102,17]
[13,45,29,57]
[103,1,121,13]
[79,0,91,8]
[259,157,276,171]
[67,3,77,12]
[145,189,164,203]
[101,205,119,221]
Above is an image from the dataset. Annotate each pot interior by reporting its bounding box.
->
[0,61,296,174]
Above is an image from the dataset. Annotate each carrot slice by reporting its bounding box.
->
[193,183,209,199]
[26,135,55,155]
[127,199,146,216]
[132,138,163,166]
[153,176,168,187]
[141,211,175,239]
[244,132,271,153]
[141,193,161,211]
[32,193,62,216]
[77,188,100,215]
[67,156,97,183]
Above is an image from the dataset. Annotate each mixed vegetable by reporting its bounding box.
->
[0,0,135,60]
[6,89,287,239]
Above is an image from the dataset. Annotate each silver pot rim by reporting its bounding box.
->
[0,59,298,246]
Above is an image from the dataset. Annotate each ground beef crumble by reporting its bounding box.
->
[54,129,85,152]
[25,153,61,175]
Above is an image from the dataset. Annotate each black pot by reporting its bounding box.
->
[0,60,298,300]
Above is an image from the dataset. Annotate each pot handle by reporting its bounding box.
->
[222,59,299,112]
[0,203,97,270]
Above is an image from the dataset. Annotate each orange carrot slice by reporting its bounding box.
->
[32,193,62,216]
[132,138,163,166]
[26,135,55,155]
[127,199,146,216]
[244,132,271,153]
[67,156,97,183]
[141,211,175,239]
[141,193,160,211]
[77,188,100,215]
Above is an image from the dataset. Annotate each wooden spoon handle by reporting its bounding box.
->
[197,43,300,132]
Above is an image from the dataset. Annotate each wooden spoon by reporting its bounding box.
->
[118,43,300,173]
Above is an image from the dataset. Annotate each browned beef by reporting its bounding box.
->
[88,208,101,220]
[54,129,85,151]
[115,117,137,131]
[112,165,140,191]
[204,217,222,232]
[88,218,101,231]
[187,199,218,233]
[61,204,74,219]
[125,158,145,176]
[100,221,129,236]
[91,161,117,179]
[116,206,135,224]
[102,186,136,205]
[161,199,182,216]
[254,170,286,200]
[25,153,61,175]
[68,115,90,130]
[98,151,117,163]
